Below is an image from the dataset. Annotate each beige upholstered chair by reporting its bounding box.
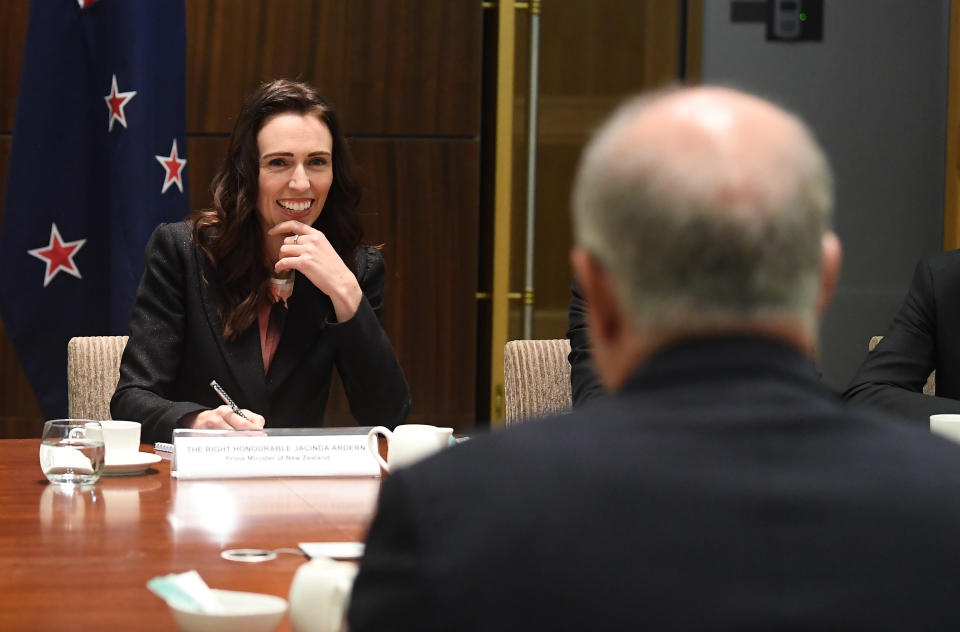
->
[67,336,128,420]
[868,335,935,395]
[504,338,572,425]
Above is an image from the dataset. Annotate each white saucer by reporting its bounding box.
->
[103,452,162,476]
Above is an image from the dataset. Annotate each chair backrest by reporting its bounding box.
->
[67,336,129,420]
[504,338,572,425]
[868,335,935,395]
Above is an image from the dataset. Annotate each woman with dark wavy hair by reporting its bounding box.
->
[111,79,411,443]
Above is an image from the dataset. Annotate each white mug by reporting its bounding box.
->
[288,557,358,632]
[367,424,454,473]
[87,420,141,463]
[930,414,960,445]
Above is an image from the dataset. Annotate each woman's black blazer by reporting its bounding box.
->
[111,222,411,442]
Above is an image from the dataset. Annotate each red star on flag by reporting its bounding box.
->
[155,139,187,194]
[27,223,87,288]
[104,74,136,132]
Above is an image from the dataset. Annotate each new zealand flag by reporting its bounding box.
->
[0,0,188,418]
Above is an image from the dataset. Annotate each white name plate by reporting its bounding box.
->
[172,429,380,479]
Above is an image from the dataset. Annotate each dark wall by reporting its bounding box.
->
[700,0,950,391]
[0,0,482,436]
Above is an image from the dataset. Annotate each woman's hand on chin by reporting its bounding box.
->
[268,221,362,321]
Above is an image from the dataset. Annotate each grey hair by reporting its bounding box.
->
[571,89,834,337]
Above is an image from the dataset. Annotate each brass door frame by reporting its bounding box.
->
[945,0,960,249]
[483,0,699,423]
[489,0,517,425]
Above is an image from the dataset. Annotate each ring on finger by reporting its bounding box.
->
[293,234,299,244]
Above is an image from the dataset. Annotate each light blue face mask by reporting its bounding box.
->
[146,570,223,614]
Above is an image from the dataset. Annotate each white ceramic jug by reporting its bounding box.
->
[288,557,359,632]
[367,424,454,473]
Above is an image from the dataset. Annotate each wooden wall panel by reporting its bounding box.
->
[185,0,344,133]
[338,1,482,136]
[0,0,30,132]
[0,1,44,435]
[184,136,229,212]
[186,0,482,136]
[351,139,480,428]
[0,136,43,437]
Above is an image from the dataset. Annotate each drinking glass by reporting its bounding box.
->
[39,420,105,485]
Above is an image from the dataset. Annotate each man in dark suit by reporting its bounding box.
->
[844,250,960,421]
[347,87,960,630]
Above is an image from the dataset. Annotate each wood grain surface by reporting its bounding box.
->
[0,439,382,631]
[185,0,482,136]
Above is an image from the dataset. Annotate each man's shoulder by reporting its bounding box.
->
[406,397,659,490]
[921,248,960,279]
[845,403,960,468]
[417,396,960,486]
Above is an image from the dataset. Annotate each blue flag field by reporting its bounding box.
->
[0,0,189,418]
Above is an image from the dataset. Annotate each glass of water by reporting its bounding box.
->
[39,420,105,486]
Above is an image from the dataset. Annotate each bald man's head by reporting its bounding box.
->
[571,87,838,382]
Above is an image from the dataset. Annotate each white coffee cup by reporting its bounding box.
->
[288,557,358,632]
[367,424,454,473]
[88,420,141,463]
[931,414,960,445]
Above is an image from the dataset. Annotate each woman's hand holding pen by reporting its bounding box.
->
[268,221,362,322]
[183,406,266,430]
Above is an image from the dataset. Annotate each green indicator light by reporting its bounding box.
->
[799,12,807,21]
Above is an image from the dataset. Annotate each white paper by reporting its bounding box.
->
[298,541,365,560]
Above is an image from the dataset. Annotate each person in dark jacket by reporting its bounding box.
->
[112,80,410,442]
[566,278,604,405]
[348,86,960,631]
[844,250,960,422]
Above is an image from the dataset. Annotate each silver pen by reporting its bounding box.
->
[209,380,248,419]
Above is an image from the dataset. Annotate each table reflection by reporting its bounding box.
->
[38,484,104,533]
[102,475,163,526]
[283,478,380,519]
[167,477,380,541]
[39,473,166,532]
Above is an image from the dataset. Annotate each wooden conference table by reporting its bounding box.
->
[0,439,382,631]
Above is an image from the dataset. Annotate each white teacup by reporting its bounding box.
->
[87,420,141,463]
[367,424,453,473]
[288,557,358,632]
[931,414,960,445]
